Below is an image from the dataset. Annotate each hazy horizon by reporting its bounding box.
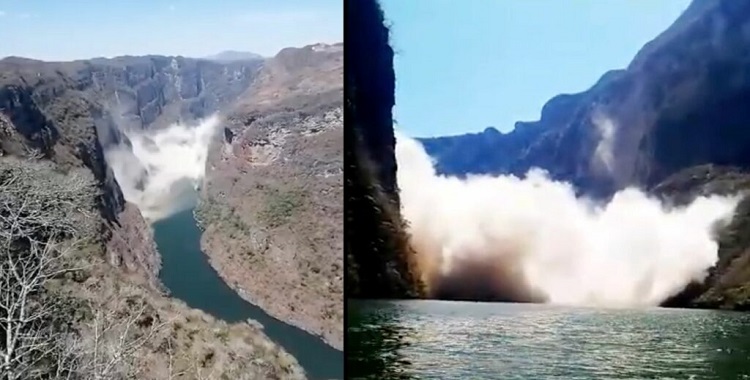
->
[0,42,343,62]
[0,0,342,62]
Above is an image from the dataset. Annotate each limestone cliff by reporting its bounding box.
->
[345,0,422,300]
[196,42,345,349]
[421,0,750,198]
[0,54,305,378]
[416,0,750,309]
[0,53,264,277]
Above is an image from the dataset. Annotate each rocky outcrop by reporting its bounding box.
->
[0,55,262,131]
[417,0,750,308]
[654,166,750,310]
[0,53,306,378]
[196,43,345,349]
[345,0,422,299]
[422,0,750,199]
[106,203,163,289]
[0,54,263,275]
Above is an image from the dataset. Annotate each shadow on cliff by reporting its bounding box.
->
[344,0,423,299]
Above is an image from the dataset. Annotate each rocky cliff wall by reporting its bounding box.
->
[421,0,750,199]
[0,54,262,283]
[345,0,422,299]
[417,0,750,309]
[196,42,346,349]
[0,53,306,378]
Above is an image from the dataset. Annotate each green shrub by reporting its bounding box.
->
[260,189,305,228]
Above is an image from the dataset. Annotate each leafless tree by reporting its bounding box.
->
[53,299,175,380]
[0,158,97,380]
[0,158,216,380]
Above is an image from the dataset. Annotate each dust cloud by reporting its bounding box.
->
[395,133,738,307]
[105,115,221,221]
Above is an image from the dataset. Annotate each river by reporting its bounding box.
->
[153,208,343,379]
[348,299,750,379]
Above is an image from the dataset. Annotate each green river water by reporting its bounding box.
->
[153,208,343,379]
[348,299,750,379]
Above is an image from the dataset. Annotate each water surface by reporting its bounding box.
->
[348,299,750,379]
[154,209,343,379]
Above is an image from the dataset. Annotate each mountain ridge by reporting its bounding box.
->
[417,0,750,309]
[195,42,345,349]
[0,42,338,378]
[203,50,265,62]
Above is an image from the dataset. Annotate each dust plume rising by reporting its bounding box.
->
[105,115,221,221]
[395,133,738,306]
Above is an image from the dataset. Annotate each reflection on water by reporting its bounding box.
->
[347,302,418,379]
[347,300,750,379]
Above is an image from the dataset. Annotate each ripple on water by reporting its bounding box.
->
[347,300,750,380]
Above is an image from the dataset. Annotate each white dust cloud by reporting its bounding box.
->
[396,133,738,307]
[105,115,221,221]
[593,112,616,173]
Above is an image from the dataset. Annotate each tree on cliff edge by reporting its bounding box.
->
[0,158,172,380]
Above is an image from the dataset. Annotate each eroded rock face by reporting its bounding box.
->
[0,53,307,378]
[106,203,163,289]
[653,166,750,310]
[0,52,263,256]
[1,55,262,130]
[421,0,750,199]
[344,0,422,300]
[416,0,750,309]
[196,43,345,349]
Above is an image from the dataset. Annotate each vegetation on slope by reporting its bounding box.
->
[196,105,344,349]
[653,165,750,310]
[0,157,305,379]
[0,51,308,378]
[195,42,346,349]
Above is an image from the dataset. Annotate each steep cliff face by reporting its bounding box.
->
[345,0,422,299]
[422,0,750,199]
[654,166,750,310]
[0,55,306,378]
[0,55,261,131]
[0,54,262,282]
[197,43,345,349]
[417,0,750,309]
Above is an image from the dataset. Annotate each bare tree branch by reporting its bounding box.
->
[0,158,98,380]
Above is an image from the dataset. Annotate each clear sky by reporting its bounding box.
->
[0,0,342,61]
[379,0,691,137]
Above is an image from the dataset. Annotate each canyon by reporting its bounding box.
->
[413,0,750,308]
[347,0,750,310]
[0,42,342,378]
[196,42,344,349]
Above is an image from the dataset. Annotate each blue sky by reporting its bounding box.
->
[0,0,341,61]
[380,0,691,137]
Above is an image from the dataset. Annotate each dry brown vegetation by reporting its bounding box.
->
[197,107,343,350]
[0,51,314,379]
[0,157,305,379]
[195,44,344,350]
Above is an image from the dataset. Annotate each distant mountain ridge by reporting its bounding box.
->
[417,0,750,310]
[203,50,264,62]
[0,41,340,377]
[421,0,750,198]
